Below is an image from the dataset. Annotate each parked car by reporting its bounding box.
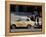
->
[11,16,35,29]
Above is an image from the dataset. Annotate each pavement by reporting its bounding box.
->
[11,28,42,32]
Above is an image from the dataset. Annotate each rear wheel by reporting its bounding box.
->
[11,24,16,29]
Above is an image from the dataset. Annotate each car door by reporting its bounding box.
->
[15,19,26,27]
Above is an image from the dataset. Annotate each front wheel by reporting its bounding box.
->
[27,25,31,29]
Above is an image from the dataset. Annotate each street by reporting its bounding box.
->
[11,28,42,32]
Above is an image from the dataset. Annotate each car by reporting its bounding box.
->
[11,16,35,29]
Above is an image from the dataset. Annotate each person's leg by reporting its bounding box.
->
[31,26,34,31]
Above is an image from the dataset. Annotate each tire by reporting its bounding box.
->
[11,24,16,29]
[27,25,31,29]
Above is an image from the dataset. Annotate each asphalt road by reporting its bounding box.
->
[11,28,42,32]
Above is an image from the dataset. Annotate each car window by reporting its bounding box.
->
[26,19,30,21]
[16,19,21,21]
[15,18,28,21]
[15,18,21,21]
[15,17,30,21]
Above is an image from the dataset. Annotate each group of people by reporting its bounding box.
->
[27,14,42,29]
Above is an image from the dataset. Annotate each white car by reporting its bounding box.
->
[11,16,35,28]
